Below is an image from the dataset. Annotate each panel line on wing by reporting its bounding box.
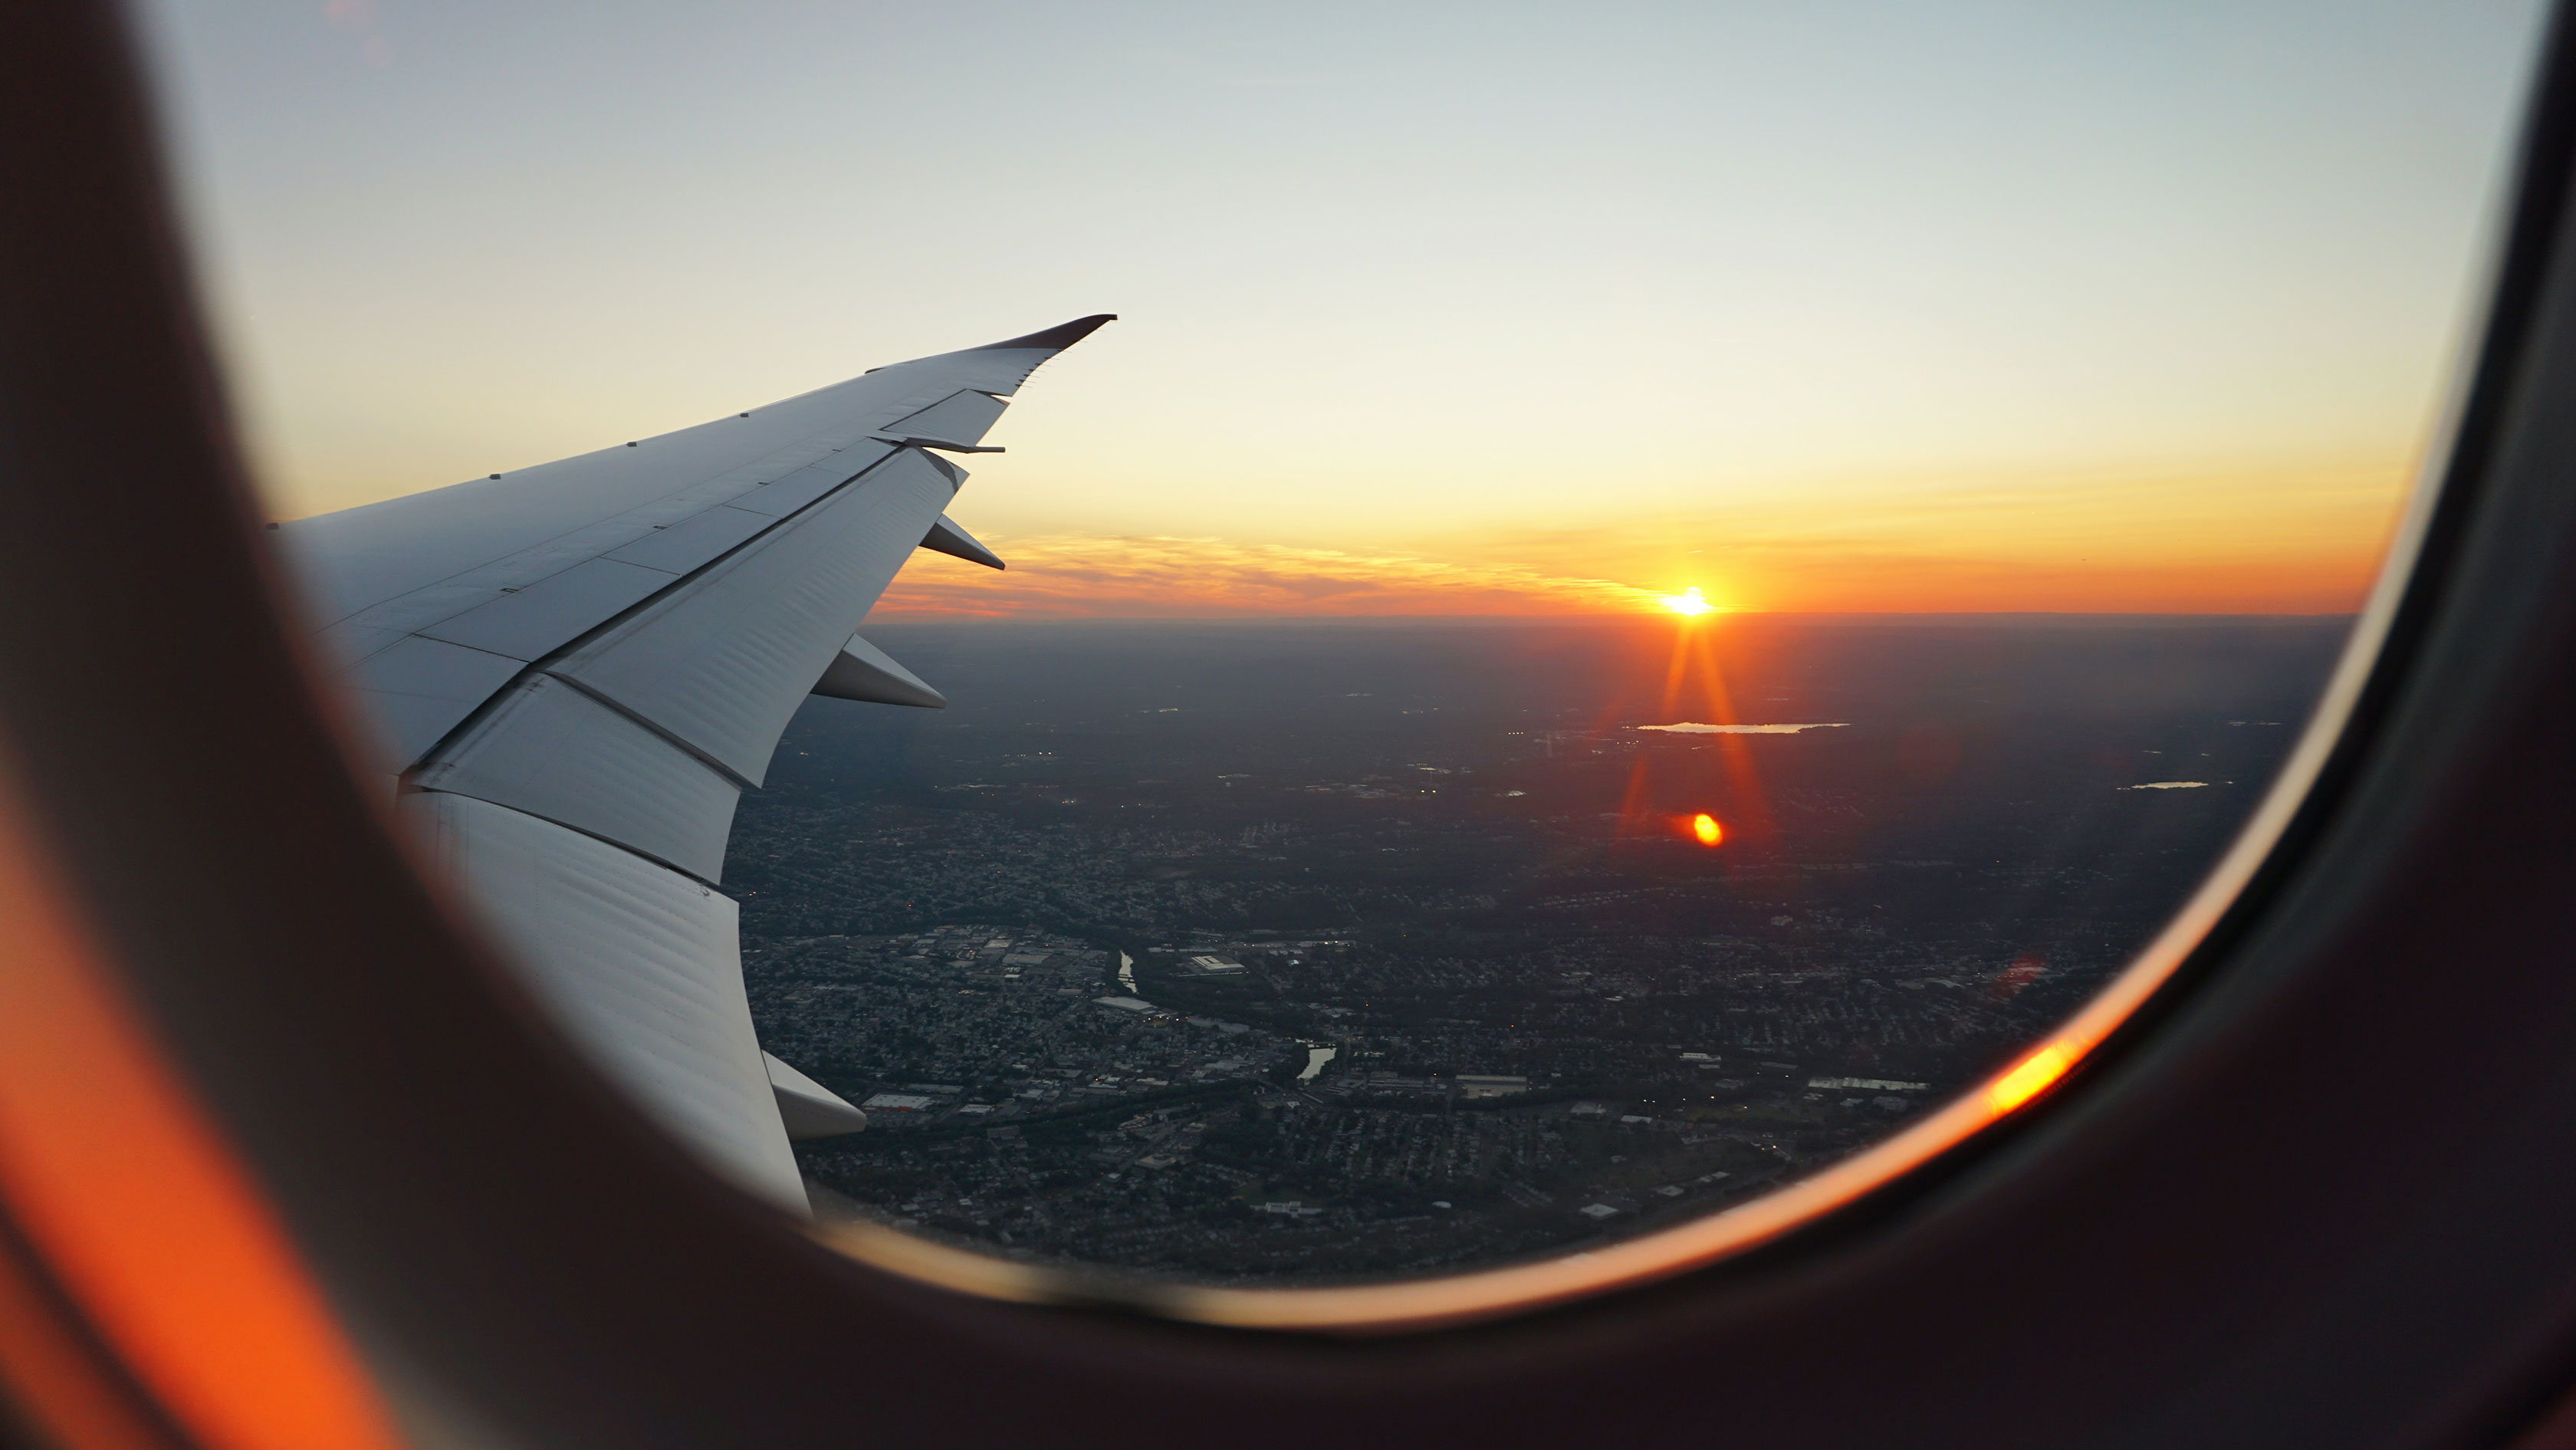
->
[400,443,925,775]
[876,389,1009,451]
[412,673,746,882]
[548,449,956,783]
[412,786,728,888]
[535,668,761,792]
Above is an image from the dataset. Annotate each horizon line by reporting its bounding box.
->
[861,608,2364,625]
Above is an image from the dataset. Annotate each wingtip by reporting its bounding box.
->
[970,314,1117,352]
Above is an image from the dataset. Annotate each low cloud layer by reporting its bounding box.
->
[1637,722,1850,734]
[877,534,1667,617]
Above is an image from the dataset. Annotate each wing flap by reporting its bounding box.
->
[403,791,803,1210]
[553,448,956,784]
[413,675,743,883]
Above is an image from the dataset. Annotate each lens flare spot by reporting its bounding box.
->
[1986,1041,2076,1115]
[1661,586,1714,616]
[1691,813,1723,847]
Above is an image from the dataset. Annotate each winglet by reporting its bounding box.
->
[969,314,1116,352]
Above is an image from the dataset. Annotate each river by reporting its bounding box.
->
[1115,949,1331,1080]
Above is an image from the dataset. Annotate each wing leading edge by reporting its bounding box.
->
[281,317,1112,1212]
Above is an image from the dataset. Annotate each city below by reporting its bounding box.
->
[731,616,2342,1283]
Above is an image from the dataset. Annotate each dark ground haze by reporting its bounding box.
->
[741,613,2351,954]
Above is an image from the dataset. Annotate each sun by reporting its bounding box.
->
[1661,586,1715,616]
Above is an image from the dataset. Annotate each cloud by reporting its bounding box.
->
[873,456,2415,620]
[874,534,1668,618]
[1637,722,1848,734]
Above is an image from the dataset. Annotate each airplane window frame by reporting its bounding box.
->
[9,0,2576,1445]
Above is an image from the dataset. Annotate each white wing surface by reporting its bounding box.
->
[276,317,1112,1212]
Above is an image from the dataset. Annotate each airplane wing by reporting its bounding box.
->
[272,316,1113,1213]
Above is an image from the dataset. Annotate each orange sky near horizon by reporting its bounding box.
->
[879,456,2413,619]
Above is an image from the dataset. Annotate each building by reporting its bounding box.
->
[1188,954,1249,975]
[1455,1074,1531,1100]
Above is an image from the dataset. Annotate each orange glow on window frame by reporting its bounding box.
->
[0,764,400,1450]
[1986,1042,2078,1115]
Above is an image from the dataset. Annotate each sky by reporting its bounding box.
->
[136,0,2549,616]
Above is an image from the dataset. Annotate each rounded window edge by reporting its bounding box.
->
[13,2,2576,1444]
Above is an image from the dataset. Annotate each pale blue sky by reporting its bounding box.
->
[135,0,2547,609]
